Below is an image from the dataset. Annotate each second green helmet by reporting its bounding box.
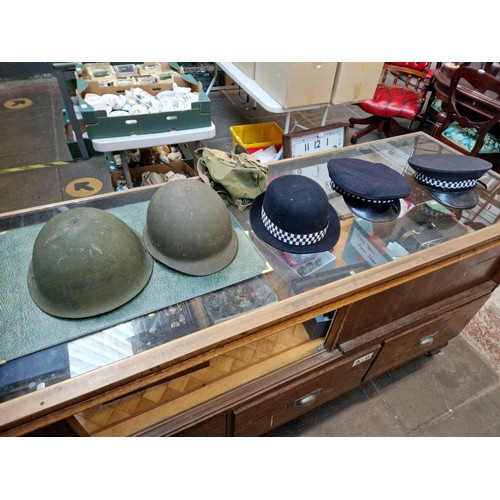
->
[144,180,238,276]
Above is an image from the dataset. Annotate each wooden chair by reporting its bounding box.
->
[348,62,435,144]
[430,65,500,170]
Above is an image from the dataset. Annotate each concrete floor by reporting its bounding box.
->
[0,65,499,438]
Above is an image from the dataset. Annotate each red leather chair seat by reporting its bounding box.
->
[389,62,430,71]
[358,86,422,120]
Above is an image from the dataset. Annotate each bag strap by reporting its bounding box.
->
[195,157,211,186]
[196,157,252,211]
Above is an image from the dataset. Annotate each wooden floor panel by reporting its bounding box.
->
[70,325,311,436]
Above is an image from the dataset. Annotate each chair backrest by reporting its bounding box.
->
[378,63,435,106]
[437,66,500,156]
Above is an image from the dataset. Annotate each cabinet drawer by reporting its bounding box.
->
[365,317,451,380]
[365,290,491,380]
[232,346,380,437]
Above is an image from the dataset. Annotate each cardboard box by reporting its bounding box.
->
[113,63,140,78]
[79,62,182,84]
[128,143,194,169]
[255,62,338,108]
[234,62,256,79]
[330,62,383,104]
[157,143,194,168]
[77,74,211,139]
[110,161,196,189]
[80,63,116,83]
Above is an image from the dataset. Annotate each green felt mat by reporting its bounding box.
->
[0,202,269,362]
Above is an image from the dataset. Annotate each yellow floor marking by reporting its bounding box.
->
[0,162,69,174]
[65,177,103,197]
[3,98,33,109]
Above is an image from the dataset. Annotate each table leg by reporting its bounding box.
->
[321,104,330,126]
[119,151,134,189]
[206,65,219,95]
[284,113,291,134]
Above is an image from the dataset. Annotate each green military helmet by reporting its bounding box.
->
[144,179,238,276]
[28,207,153,319]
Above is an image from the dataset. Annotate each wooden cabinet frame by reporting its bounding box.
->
[0,133,498,437]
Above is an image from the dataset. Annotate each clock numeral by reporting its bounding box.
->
[287,126,345,158]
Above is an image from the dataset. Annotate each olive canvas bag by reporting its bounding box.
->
[195,148,268,209]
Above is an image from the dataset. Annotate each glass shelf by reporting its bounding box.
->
[1,132,498,404]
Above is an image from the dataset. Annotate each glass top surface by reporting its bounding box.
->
[1,132,499,404]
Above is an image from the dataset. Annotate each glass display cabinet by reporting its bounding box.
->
[1,132,499,436]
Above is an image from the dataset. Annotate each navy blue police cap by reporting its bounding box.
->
[408,154,492,209]
[327,158,411,222]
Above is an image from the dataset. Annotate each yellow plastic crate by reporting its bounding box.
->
[230,122,284,153]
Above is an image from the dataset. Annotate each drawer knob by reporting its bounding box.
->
[294,389,321,408]
[418,334,437,346]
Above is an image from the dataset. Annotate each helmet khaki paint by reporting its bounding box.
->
[28,207,153,318]
[144,179,238,276]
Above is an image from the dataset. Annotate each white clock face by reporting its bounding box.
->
[292,163,333,194]
[291,127,344,157]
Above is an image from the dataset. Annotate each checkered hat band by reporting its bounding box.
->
[414,172,476,190]
[261,207,328,246]
[330,182,395,204]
